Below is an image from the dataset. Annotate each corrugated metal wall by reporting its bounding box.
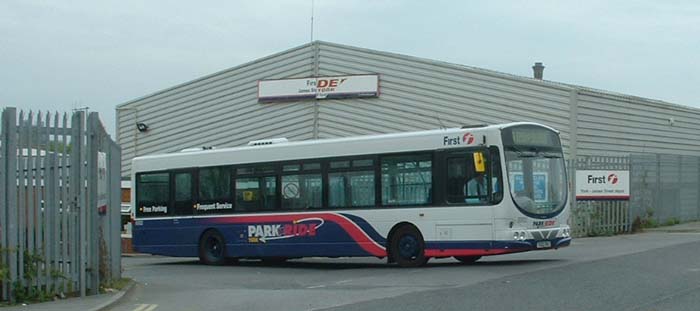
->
[117,41,700,178]
[315,43,574,157]
[576,89,700,156]
[117,44,317,176]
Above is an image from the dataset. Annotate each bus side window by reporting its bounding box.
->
[381,154,432,206]
[490,147,504,204]
[445,151,490,205]
[136,172,171,217]
[197,167,232,214]
[173,172,194,216]
[235,173,277,212]
[328,159,376,208]
[281,163,323,209]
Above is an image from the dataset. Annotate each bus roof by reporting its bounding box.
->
[132,122,556,173]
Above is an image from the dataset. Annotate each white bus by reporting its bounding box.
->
[132,122,571,267]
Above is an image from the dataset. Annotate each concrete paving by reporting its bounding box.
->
[1,281,133,311]
[643,220,700,233]
[2,221,700,311]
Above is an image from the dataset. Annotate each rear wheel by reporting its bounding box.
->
[454,256,481,264]
[199,230,227,265]
[389,225,427,267]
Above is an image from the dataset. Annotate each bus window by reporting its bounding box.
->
[381,154,432,206]
[446,153,489,204]
[282,173,322,209]
[446,148,502,205]
[197,167,233,214]
[235,176,277,212]
[173,172,194,216]
[136,172,170,217]
[329,170,375,208]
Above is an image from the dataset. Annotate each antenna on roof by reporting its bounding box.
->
[310,0,315,42]
[435,113,446,130]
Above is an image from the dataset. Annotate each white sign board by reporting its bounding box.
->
[97,152,108,215]
[575,170,630,200]
[258,75,379,102]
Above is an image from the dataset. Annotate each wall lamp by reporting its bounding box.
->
[136,122,149,132]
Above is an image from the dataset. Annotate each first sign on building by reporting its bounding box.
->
[258,74,379,102]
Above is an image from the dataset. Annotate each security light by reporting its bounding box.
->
[136,122,149,132]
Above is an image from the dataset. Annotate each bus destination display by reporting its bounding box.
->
[511,128,557,147]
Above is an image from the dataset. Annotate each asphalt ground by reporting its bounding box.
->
[108,232,700,311]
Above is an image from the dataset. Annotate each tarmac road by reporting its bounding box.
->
[109,232,700,311]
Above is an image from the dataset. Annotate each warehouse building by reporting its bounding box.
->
[116,41,700,177]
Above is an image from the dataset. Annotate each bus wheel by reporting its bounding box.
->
[389,225,427,267]
[199,230,227,265]
[454,256,481,264]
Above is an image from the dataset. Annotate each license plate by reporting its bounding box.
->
[536,241,551,249]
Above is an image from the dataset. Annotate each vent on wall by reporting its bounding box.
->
[247,138,289,146]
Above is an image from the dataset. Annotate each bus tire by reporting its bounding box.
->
[198,229,227,265]
[389,225,427,267]
[454,256,481,264]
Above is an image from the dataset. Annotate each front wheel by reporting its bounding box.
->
[454,256,481,264]
[199,230,227,265]
[389,225,428,267]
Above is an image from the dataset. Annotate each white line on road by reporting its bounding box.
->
[306,284,326,289]
[134,304,158,311]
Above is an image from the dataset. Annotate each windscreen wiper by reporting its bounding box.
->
[509,146,537,158]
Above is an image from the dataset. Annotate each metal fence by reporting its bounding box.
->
[570,154,700,237]
[0,107,121,303]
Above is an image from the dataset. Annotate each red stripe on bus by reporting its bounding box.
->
[424,248,528,257]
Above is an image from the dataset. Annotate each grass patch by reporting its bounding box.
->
[100,277,132,293]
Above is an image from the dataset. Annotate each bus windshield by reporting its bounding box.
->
[502,125,567,218]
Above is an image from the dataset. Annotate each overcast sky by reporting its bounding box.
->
[1,1,699,136]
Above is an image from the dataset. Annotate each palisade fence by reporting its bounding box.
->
[0,107,121,303]
[569,154,700,237]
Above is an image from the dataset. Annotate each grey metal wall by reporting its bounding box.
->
[630,153,700,224]
[117,44,318,176]
[575,89,700,156]
[315,43,574,155]
[117,40,700,178]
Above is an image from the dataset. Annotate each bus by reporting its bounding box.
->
[132,122,571,267]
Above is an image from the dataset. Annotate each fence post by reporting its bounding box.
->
[626,156,632,232]
[59,112,69,294]
[655,154,661,224]
[70,111,85,297]
[1,109,6,301]
[86,112,100,295]
[3,108,18,303]
[109,140,122,280]
[1,109,8,301]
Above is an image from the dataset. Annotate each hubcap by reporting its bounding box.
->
[398,234,419,259]
[208,237,222,257]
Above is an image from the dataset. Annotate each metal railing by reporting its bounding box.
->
[0,107,121,303]
[569,154,700,237]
